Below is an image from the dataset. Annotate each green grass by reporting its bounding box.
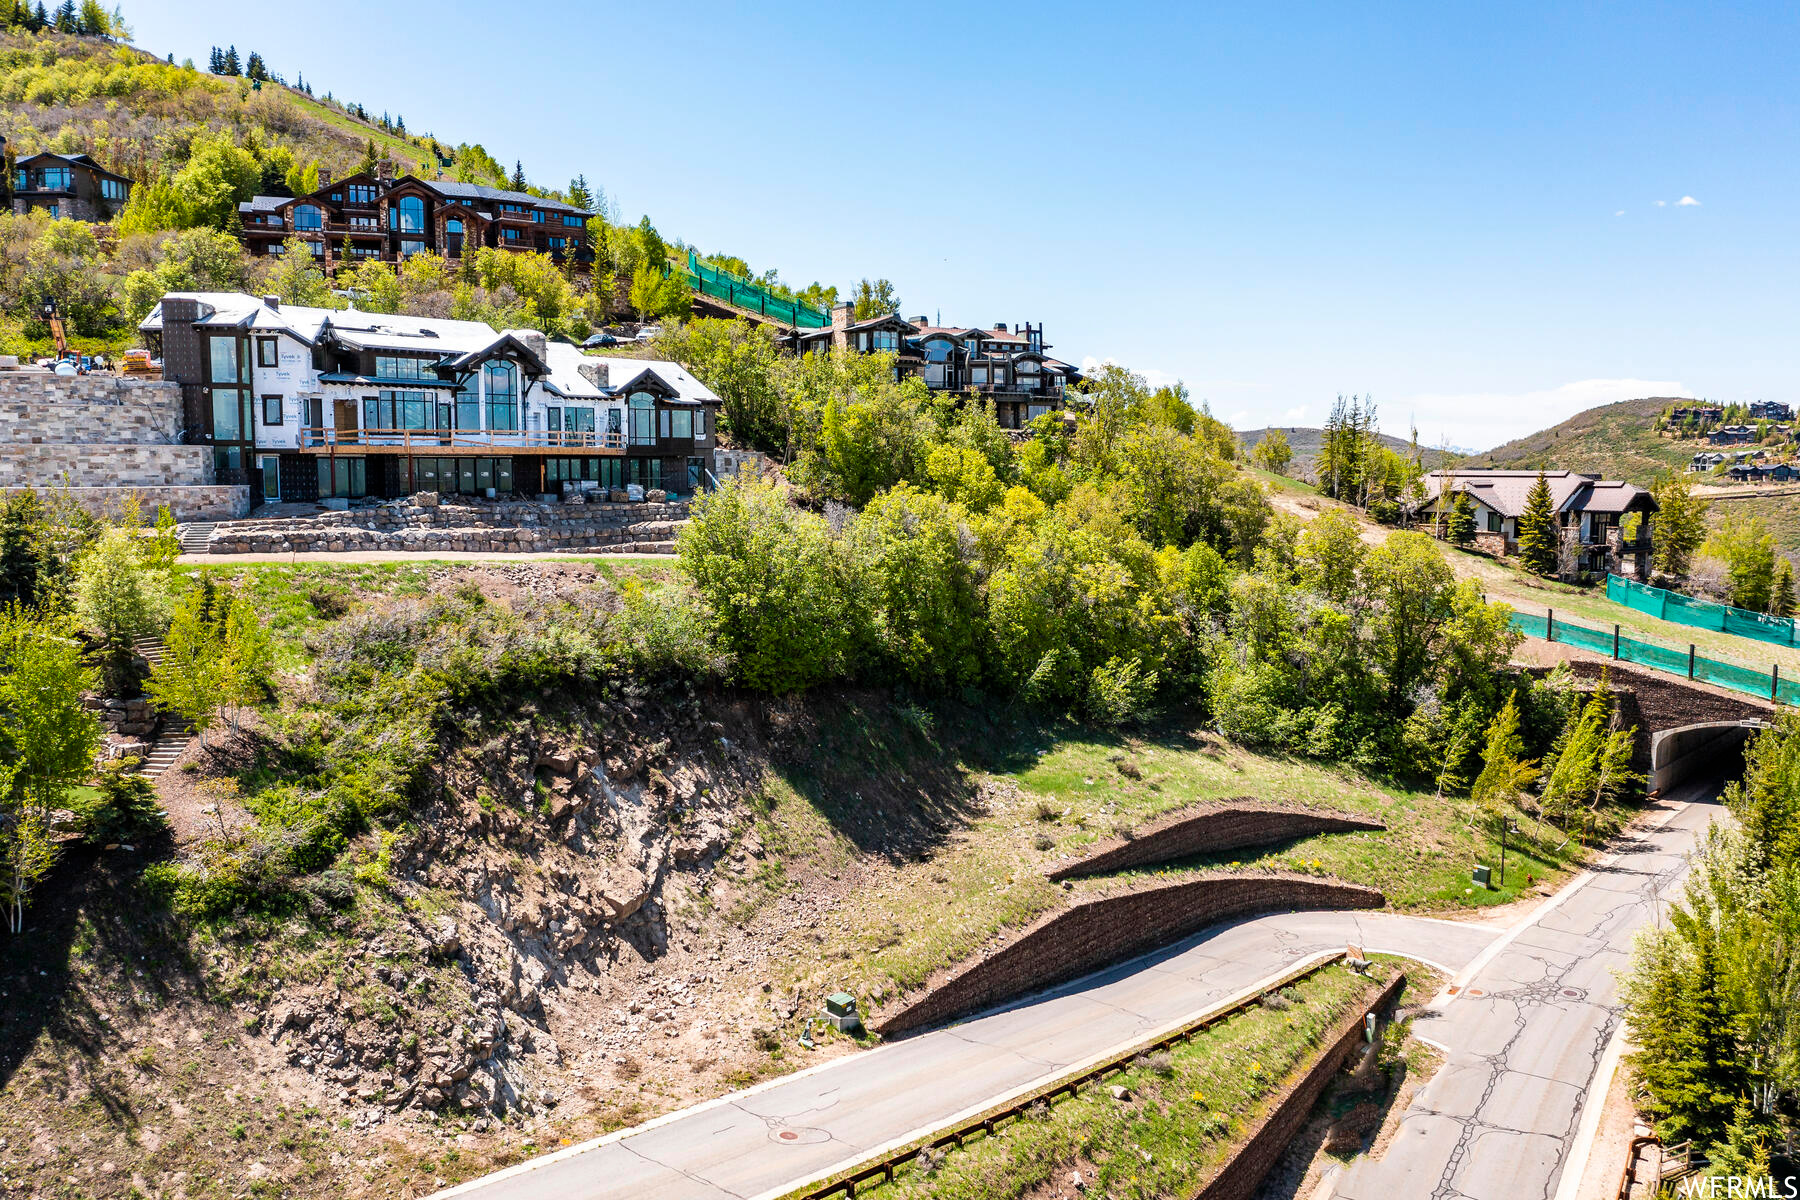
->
[852,959,1411,1200]
[280,90,433,174]
[1467,396,1694,479]
[741,700,1599,1029]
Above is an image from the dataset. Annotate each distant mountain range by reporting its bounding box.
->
[1236,427,1462,477]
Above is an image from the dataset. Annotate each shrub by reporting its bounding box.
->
[78,758,170,844]
[1084,656,1158,728]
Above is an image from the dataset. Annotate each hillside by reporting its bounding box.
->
[1236,426,1459,477]
[0,28,509,192]
[1462,396,1697,481]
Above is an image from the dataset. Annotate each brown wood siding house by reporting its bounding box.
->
[10,152,130,221]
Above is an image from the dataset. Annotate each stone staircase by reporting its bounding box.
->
[131,636,192,778]
[178,522,216,555]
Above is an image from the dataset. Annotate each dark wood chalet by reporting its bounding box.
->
[787,305,1082,429]
[238,163,595,271]
[10,151,130,221]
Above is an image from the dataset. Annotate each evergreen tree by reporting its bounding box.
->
[358,138,379,176]
[52,0,74,31]
[1516,471,1559,575]
[1650,473,1710,579]
[31,2,48,31]
[1774,558,1796,619]
[1446,488,1477,546]
[1470,695,1539,822]
[208,45,222,73]
[510,160,527,191]
[244,50,267,81]
[222,44,240,75]
[568,175,593,211]
[395,114,405,134]
[76,0,103,34]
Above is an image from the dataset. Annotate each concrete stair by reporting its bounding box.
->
[178,522,216,555]
[130,636,192,777]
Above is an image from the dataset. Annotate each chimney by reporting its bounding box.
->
[910,315,929,327]
[377,158,395,183]
[830,301,853,351]
[505,328,548,362]
[994,322,1007,331]
[317,169,333,189]
[263,295,280,311]
[578,360,609,389]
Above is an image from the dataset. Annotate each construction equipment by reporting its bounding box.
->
[43,302,67,358]
[120,349,160,378]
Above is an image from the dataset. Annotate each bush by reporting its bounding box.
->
[1084,656,1158,727]
[78,758,170,844]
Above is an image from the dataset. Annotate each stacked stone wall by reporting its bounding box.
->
[206,497,691,555]
[0,485,248,523]
[873,873,1385,1037]
[0,443,213,487]
[1047,802,1386,881]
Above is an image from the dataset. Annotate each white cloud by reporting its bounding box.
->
[1677,195,1701,207]
[1614,210,1625,217]
[1400,378,1691,453]
[1654,199,1667,207]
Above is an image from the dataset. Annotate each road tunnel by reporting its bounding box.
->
[1649,720,1768,794]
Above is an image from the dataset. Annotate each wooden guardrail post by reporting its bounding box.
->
[1613,624,1620,659]
[1547,608,1555,642]
[1773,663,1780,702]
[1688,644,1696,679]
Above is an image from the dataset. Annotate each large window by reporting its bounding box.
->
[870,330,898,352]
[563,215,585,228]
[100,178,127,201]
[211,388,242,440]
[565,407,595,442]
[658,409,693,439]
[390,194,425,233]
[484,362,517,432]
[455,373,481,432]
[40,167,71,190]
[629,392,656,445]
[365,391,434,432]
[445,218,463,257]
[400,240,427,258]
[374,355,434,381]
[347,183,376,205]
[293,204,322,230]
[208,336,241,384]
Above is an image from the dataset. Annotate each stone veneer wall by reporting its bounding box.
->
[1046,801,1387,882]
[0,485,249,523]
[0,443,214,487]
[873,873,1386,1037]
[1193,970,1408,1200]
[0,375,185,442]
[206,497,692,555]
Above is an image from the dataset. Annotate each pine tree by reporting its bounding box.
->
[30,2,48,31]
[510,160,527,191]
[358,138,379,176]
[75,0,103,34]
[52,0,74,31]
[568,175,593,211]
[1446,488,1477,546]
[244,50,267,81]
[208,45,222,73]
[1516,471,1559,575]
[222,44,240,76]
[1772,558,1795,618]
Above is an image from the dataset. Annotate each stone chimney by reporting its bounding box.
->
[263,295,280,311]
[578,360,609,389]
[317,169,333,189]
[377,158,395,183]
[830,301,854,352]
[505,328,548,362]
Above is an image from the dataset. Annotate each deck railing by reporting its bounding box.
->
[297,426,628,452]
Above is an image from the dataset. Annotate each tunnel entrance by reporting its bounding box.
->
[1650,720,1769,793]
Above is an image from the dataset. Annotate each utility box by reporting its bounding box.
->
[823,993,862,1033]
[1471,864,1492,889]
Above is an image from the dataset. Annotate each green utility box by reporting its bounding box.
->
[823,992,862,1033]
[1471,865,1492,889]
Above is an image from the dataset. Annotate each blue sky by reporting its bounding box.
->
[124,1,1799,450]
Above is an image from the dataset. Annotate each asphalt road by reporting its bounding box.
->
[1330,786,1719,1200]
[434,909,1502,1200]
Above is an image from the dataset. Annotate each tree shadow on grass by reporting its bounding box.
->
[0,830,200,1119]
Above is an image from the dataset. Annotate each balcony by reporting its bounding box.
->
[298,427,628,454]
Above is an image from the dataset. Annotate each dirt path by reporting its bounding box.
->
[178,550,677,565]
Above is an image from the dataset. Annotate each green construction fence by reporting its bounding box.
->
[1606,573,1797,648]
[681,253,830,329]
[1509,607,1800,705]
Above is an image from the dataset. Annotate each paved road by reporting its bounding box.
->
[435,909,1502,1200]
[1330,786,1719,1200]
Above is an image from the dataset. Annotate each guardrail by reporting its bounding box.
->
[784,949,1379,1200]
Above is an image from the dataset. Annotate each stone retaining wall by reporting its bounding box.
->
[0,377,185,443]
[237,496,689,533]
[1,485,249,523]
[208,518,681,555]
[1194,970,1408,1200]
[873,873,1386,1037]
[0,442,214,488]
[1047,801,1387,882]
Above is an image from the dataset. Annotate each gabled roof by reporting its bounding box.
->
[442,331,551,379]
[415,177,592,216]
[238,195,290,215]
[602,358,722,407]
